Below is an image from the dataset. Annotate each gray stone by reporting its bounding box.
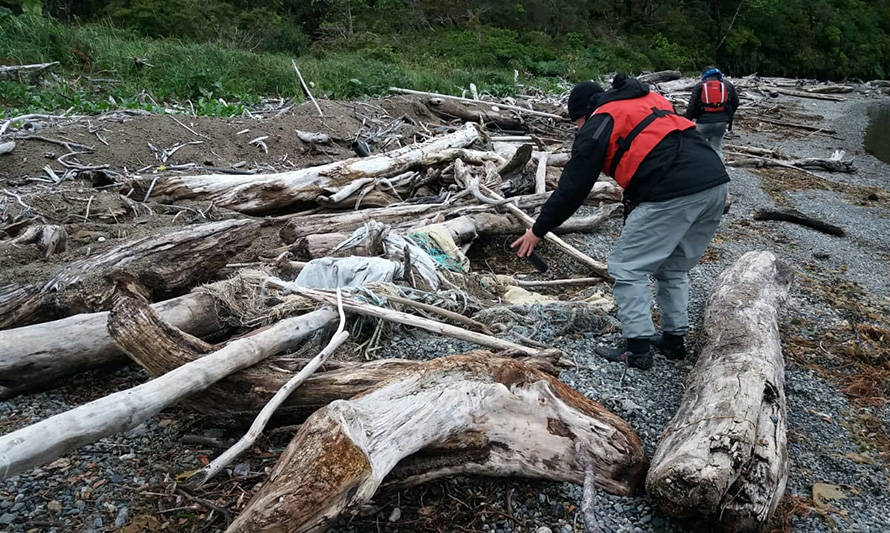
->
[114,506,129,527]
[0,513,15,525]
[387,507,401,522]
[534,527,553,533]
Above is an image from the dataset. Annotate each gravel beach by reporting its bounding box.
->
[2,86,889,533]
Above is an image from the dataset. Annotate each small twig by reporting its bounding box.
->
[2,189,33,211]
[83,195,94,221]
[169,115,210,140]
[190,289,349,487]
[14,134,92,151]
[162,141,203,163]
[143,175,161,202]
[291,59,323,117]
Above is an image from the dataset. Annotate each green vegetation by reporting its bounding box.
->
[1,0,889,118]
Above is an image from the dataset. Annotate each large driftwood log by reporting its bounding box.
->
[293,206,618,259]
[147,123,482,214]
[646,251,793,531]
[637,70,682,85]
[390,87,564,120]
[0,218,257,329]
[227,353,646,532]
[278,184,622,244]
[0,291,221,399]
[107,293,559,420]
[425,97,523,129]
[0,307,337,480]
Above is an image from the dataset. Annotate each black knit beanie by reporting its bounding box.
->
[567,81,604,120]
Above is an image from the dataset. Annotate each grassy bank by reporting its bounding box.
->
[0,14,696,118]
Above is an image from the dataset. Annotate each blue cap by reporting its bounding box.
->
[702,68,723,80]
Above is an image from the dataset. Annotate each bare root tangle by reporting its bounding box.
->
[227,353,646,532]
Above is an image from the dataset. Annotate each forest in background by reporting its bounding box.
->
[2,0,889,116]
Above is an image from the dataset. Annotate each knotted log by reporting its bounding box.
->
[146,122,482,214]
[226,353,646,532]
[646,251,793,531]
[0,218,258,329]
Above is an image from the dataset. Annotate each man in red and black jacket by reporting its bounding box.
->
[512,74,729,369]
[685,67,739,160]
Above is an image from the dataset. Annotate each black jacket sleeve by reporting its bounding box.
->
[728,81,740,116]
[531,115,612,237]
[684,83,702,120]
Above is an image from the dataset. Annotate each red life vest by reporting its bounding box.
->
[701,80,727,111]
[593,92,695,188]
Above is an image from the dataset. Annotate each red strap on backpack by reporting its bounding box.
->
[702,80,727,112]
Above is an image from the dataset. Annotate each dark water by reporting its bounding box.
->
[864,102,890,164]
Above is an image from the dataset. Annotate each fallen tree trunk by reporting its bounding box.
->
[727,154,854,172]
[390,87,564,120]
[0,218,258,329]
[147,122,481,214]
[425,97,523,129]
[772,87,845,101]
[646,251,793,531]
[108,296,557,420]
[278,184,622,244]
[750,116,836,134]
[0,307,337,480]
[637,70,682,85]
[226,353,646,532]
[0,292,221,399]
[292,205,618,260]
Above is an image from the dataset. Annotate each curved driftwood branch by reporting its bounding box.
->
[192,290,350,486]
[226,353,646,532]
[0,305,337,480]
[646,251,793,531]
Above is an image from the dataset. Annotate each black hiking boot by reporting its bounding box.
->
[651,333,687,360]
[595,338,653,370]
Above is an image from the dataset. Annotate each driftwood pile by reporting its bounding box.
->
[0,74,831,530]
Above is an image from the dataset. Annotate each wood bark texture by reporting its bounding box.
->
[148,123,481,214]
[646,251,793,531]
[0,305,337,480]
[0,218,257,329]
[226,353,646,533]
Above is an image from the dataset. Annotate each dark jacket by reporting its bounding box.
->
[532,78,729,238]
[684,77,739,124]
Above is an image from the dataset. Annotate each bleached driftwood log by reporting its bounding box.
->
[147,122,482,214]
[0,219,257,329]
[637,70,682,85]
[0,291,221,399]
[227,353,646,532]
[108,292,560,421]
[0,307,337,480]
[727,154,855,173]
[425,97,523,129]
[646,251,793,531]
[293,206,619,259]
[278,184,622,244]
[390,87,564,120]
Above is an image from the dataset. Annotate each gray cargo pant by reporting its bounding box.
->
[696,121,727,160]
[608,183,728,340]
